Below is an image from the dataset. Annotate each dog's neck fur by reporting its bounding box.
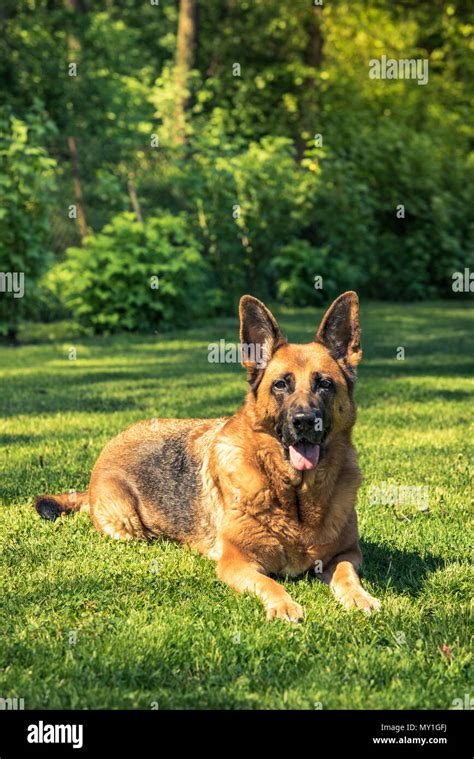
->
[235,389,355,530]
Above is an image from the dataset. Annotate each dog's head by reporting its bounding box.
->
[239,292,362,471]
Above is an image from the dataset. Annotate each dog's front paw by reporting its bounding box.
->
[265,598,304,623]
[337,587,381,614]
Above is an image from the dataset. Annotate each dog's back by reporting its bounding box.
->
[37,417,227,552]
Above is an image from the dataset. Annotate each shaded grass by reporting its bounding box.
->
[0,301,472,709]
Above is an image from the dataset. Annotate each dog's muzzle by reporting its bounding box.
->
[277,407,328,471]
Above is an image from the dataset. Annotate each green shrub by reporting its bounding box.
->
[272,240,361,306]
[307,123,474,301]
[0,108,57,339]
[51,211,213,333]
[174,133,317,308]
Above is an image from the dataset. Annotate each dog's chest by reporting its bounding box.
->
[260,496,335,577]
[275,529,334,577]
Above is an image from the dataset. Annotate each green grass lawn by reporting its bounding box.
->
[0,301,472,710]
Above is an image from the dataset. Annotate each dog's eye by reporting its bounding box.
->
[319,378,333,389]
[273,379,287,391]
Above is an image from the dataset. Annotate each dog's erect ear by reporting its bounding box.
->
[316,291,362,369]
[239,295,286,384]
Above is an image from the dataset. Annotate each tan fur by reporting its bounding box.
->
[36,292,380,621]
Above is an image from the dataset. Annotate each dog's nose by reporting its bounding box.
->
[292,410,317,434]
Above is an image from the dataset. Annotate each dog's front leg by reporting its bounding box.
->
[217,541,304,623]
[323,548,381,614]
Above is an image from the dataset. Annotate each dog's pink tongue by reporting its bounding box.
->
[289,443,320,471]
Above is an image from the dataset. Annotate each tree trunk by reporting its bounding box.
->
[305,5,323,69]
[174,0,199,144]
[296,5,324,160]
[67,136,88,240]
[127,173,143,223]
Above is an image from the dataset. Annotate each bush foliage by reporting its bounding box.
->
[51,211,210,333]
[0,108,57,336]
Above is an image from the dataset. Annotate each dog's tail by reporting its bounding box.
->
[35,490,89,521]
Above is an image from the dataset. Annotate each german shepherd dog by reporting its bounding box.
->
[36,291,380,622]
